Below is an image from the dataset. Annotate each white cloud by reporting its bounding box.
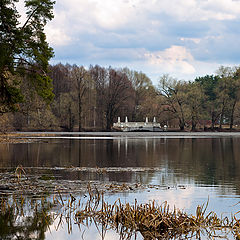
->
[17,0,240,32]
[143,0,240,21]
[15,1,27,24]
[201,0,240,19]
[180,38,201,44]
[92,0,136,29]
[15,0,240,82]
[45,26,72,47]
[144,46,196,75]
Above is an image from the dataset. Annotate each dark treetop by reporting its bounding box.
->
[0,0,55,113]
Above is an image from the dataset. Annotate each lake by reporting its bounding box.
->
[1,132,240,239]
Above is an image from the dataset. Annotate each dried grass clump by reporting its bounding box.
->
[1,179,240,239]
[73,186,240,239]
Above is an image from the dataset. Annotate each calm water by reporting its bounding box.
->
[1,133,240,239]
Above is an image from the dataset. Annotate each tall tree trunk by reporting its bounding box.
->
[106,108,113,131]
[230,101,236,130]
[219,113,223,129]
[68,104,75,132]
[211,112,215,130]
[106,118,111,131]
[191,116,196,131]
[219,106,225,129]
[78,92,82,132]
[179,119,185,131]
[178,102,185,131]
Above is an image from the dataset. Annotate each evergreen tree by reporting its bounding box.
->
[0,0,55,113]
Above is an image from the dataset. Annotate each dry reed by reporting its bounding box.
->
[1,169,240,239]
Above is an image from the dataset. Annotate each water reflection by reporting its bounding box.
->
[1,191,239,240]
[0,196,53,240]
[1,137,240,193]
[2,136,240,239]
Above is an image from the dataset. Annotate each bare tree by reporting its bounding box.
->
[158,75,187,131]
[105,68,134,130]
[89,65,107,130]
[122,68,153,121]
[49,64,72,119]
[71,65,89,131]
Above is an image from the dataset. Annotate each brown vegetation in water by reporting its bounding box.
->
[1,166,240,239]
[73,185,240,239]
[2,183,240,239]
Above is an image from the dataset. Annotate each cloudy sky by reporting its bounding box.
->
[19,0,240,84]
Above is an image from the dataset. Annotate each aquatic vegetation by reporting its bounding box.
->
[1,185,240,239]
[0,166,151,197]
[72,188,240,239]
[1,166,240,239]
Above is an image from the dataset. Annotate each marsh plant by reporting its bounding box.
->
[1,184,240,240]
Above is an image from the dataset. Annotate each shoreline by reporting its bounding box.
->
[1,131,240,143]
[10,131,240,136]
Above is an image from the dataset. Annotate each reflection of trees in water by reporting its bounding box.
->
[1,137,240,195]
[1,191,239,240]
[0,196,53,240]
[164,138,240,195]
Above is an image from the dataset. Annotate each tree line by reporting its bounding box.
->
[158,66,240,131]
[1,1,240,132]
[1,63,240,132]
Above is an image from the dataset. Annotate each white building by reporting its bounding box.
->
[113,117,162,132]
